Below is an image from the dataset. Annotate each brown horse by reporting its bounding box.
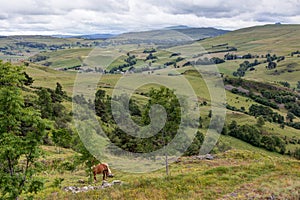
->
[91,163,113,182]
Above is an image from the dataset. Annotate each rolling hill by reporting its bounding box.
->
[112,27,229,44]
[1,24,300,199]
[167,24,300,87]
[198,24,300,55]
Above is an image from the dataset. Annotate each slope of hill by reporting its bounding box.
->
[71,34,118,40]
[2,24,300,199]
[114,27,229,44]
[167,24,300,87]
[176,27,229,40]
[0,35,93,63]
[31,146,300,200]
[29,48,93,69]
[198,24,300,55]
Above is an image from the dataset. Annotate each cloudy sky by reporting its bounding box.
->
[1,0,300,35]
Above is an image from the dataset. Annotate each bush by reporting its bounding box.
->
[60,161,76,171]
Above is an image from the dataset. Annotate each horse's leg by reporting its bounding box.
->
[103,170,109,180]
[105,170,109,179]
[102,170,106,180]
[93,171,97,182]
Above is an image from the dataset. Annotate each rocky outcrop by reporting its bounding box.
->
[63,180,123,193]
[193,154,215,160]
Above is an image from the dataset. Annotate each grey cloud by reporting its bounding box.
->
[141,0,300,20]
[0,14,8,20]
[0,0,300,35]
[254,13,288,23]
[1,0,130,16]
[142,0,256,18]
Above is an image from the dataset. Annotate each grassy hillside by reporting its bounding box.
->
[167,24,300,88]
[6,24,300,199]
[198,24,300,55]
[30,146,299,200]
[114,27,228,44]
[18,25,300,88]
[31,48,93,69]
[245,57,300,86]
[0,36,89,62]
[25,64,300,154]
[26,65,77,93]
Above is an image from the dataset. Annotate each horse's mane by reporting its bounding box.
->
[102,163,112,174]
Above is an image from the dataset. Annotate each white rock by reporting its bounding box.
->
[112,180,122,185]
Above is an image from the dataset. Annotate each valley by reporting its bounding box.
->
[1,24,300,199]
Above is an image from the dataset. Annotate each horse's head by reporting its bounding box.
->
[108,173,114,178]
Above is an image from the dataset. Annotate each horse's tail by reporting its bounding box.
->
[102,163,112,174]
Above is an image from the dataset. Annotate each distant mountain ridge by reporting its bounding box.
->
[164,25,192,30]
[52,26,229,41]
[175,27,229,40]
[119,26,229,40]
[52,33,117,39]
[111,26,229,45]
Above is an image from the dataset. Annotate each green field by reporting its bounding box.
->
[25,62,300,153]
[32,48,93,69]
[2,24,300,199]
[198,24,300,55]
[30,145,299,200]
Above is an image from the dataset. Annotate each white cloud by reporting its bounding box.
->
[0,0,299,35]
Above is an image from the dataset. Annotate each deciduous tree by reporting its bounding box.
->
[0,61,46,199]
